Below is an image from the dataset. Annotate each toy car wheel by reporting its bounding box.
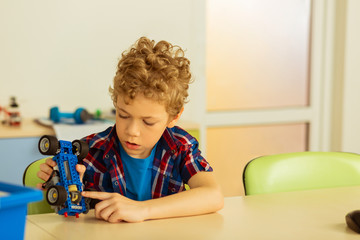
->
[38,135,59,155]
[46,185,67,206]
[70,191,82,204]
[72,140,89,160]
[84,200,90,214]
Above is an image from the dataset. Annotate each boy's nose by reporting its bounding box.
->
[126,120,140,137]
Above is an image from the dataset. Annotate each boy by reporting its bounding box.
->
[37,37,224,223]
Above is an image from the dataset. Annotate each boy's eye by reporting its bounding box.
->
[143,120,155,126]
[119,114,129,119]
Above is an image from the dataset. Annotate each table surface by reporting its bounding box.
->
[0,118,55,138]
[0,118,197,139]
[25,185,360,240]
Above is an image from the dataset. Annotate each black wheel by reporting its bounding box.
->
[38,135,59,155]
[72,140,89,160]
[84,197,91,214]
[84,203,90,214]
[80,109,92,123]
[46,185,67,206]
[70,191,82,204]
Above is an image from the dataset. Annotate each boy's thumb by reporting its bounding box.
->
[76,164,86,182]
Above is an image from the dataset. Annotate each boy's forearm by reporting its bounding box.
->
[146,187,223,220]
[145,180,224,220]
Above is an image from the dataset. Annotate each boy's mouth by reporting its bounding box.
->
[125,141,140,150]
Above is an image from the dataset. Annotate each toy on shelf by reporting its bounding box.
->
[39,135,89,218]
[0,96,21,126]
[50,106,92,124]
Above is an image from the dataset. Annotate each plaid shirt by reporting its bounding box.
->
[81,125,212,199]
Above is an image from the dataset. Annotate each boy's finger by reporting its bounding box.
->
[36,183,44,190]
[39,163,53,175]
[76,164,86,173]
[45,157,57,167]
[82,191,112,200]
[37,170,50,182]
[76,164,86,182]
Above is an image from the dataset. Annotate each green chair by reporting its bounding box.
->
[243,152,360,196]
[23,158,54,214]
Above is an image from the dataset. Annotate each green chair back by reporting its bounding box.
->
[23,158,54,214]
[243,152,360,195]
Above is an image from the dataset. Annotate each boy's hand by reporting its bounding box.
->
[81,191,148,223]
[36,158,86,189]
[36,158,56,189]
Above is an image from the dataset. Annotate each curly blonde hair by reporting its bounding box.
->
[109,37,192,117]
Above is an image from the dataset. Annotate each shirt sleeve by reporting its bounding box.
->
[180,143,213,183]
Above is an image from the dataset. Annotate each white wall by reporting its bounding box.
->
[0,0,205,123]
[2,0,360,154]
[342,0,360,153]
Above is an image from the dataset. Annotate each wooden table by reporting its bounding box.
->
[0,118,54,138]
[25,186,360,239]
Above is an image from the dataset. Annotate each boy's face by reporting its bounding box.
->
[115,94,180,159]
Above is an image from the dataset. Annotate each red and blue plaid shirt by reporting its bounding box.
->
[81,125,212,199]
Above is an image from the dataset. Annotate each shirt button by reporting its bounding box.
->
[105,154,109,159]
[171,150,176,154]
[114,181,119,186]
[171,188,176,192]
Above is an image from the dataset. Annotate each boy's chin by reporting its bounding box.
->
[125,148,151,159]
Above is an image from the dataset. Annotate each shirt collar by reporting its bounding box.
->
[158,127,179,156]
[86,124,118,156]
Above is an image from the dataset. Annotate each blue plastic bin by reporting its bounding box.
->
[0,182,43,240]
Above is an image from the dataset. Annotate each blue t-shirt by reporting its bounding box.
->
[118,142,156,201]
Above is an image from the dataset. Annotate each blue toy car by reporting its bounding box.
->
[38,135,89,218]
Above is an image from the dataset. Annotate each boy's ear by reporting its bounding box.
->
[167,107,184,128]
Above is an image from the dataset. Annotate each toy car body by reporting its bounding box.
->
[38,135,89,218]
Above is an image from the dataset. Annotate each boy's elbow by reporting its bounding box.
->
[215,190,225,211]
[210,185,224,212]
